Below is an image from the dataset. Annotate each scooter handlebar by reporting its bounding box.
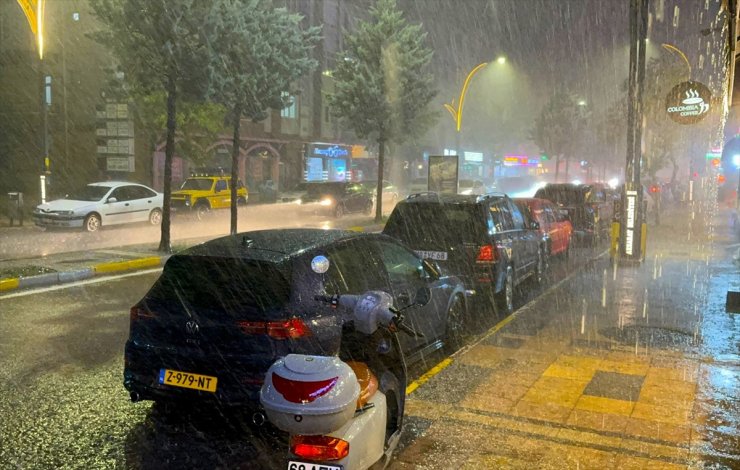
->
[315,291,422,337]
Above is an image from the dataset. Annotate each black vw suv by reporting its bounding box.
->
[383,193,547,315]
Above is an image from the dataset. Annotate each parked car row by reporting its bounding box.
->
[120,183,610,420]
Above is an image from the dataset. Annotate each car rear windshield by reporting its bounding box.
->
[384,203,488,244]
[148,255,292,317]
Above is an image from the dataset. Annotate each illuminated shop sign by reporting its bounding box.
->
[503,155,539,167]
[309,143,351,158]
[665,81,711,125]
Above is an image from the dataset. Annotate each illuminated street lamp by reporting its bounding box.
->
[443,57,507,155]
[16,0,44,59]
[15,0,50,202]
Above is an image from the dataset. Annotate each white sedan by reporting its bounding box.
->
[33,181,164,232]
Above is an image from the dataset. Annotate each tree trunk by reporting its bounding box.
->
[670,159,679,186]
[555,155,560,182]
[158,76,176,253]
[230,103,242,236]
[375,135,386,223]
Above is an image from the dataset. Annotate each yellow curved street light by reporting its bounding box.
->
[661,43,691,77]
[444,62,488,132]
[16,0,45,59]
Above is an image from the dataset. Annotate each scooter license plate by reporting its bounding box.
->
[287,461,342,470]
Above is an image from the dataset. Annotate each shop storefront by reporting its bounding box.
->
[303,143,353,182]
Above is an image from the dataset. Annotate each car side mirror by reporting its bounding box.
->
[421,259,441,281]
[414,286,432,307]
[107,197,118,203]
[531,221,540,230]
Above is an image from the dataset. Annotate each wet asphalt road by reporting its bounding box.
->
[0,204,391,261]
[1,208,737,469]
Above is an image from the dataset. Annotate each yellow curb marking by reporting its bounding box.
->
[94,257,163,274]
[0,278,20,292]
[406,357,453,396]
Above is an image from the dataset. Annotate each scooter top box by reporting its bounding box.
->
[260,354,360,435]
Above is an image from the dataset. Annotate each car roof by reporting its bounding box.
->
[513,197,552,206]
[539,183,590,191]
[88,181,144,188]
[180,228,376,263]
[402,192,505,205]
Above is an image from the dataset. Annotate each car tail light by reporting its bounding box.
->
[130,306,156,321]
[291,435,349,461]
[236,318,311,339]
[476,244,498,263]
[273,373,338,403]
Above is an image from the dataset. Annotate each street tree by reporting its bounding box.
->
[207,0,320,235]
[91,0,216,253]
[329,0,437,222]
[531,88,588,182]
[134,92,227,169]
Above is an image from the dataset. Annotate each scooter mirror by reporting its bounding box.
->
[414,287,432,307]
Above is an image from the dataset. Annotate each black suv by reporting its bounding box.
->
[534,183,614,245]
[124,229,466,409]
[383,193,546,315]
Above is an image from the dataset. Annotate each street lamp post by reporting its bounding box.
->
[15,0,49,202]
[619,0,649,263]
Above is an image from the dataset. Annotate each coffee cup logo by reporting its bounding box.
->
[666,81,711,124]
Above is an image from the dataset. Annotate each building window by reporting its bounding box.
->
[281,92,296,119]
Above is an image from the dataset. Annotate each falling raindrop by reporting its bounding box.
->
[601,268,607,307]
[581,298,587,335]
[642,288,648,318]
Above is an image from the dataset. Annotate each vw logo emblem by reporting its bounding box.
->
[185,320,200,336]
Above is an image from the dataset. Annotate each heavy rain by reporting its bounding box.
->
[0,0,739,469]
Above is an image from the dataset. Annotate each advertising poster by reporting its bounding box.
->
[428,155,459,194]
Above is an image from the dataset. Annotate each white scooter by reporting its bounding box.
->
[260,289,427,470]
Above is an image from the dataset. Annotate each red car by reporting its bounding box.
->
[514,198,573,257]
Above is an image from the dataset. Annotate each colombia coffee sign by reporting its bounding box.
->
[665,80,711,125]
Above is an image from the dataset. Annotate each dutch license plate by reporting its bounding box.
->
[414,250,448,261]
[158,368,218,392]
[288,461,342,470]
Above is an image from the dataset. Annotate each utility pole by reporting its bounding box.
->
[619,0,649,263]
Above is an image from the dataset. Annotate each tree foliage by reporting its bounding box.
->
[530,88,588,182]
[91,0,217,253]
[329,0,437,221]
[205,0,320,234]
[134,93,227,168]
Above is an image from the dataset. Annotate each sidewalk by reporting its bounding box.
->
[391,207,740,469]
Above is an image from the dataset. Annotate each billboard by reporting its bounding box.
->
[428,155,459,194]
